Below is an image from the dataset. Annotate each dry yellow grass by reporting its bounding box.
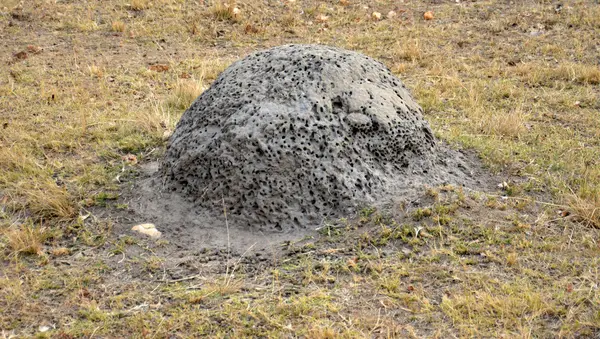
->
[481,107,528,139]
[111,21,126,32]
[4,225,50,256]
[212,0,240,22]
[51,247,70,256]
[168,78,207,110]
[569,192,600,229]
[1,0,599,337]
[129,0,148,11]
[24,182,77,219]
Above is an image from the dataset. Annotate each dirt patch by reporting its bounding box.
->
[114,141,497,257]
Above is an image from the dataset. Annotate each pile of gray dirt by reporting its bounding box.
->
[159,44,478,232]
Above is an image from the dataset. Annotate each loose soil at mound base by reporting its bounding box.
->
[107,143,500,256]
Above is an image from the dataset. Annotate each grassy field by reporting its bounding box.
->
[1,0,599,337]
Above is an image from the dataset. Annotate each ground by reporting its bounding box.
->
[1,0,599,338]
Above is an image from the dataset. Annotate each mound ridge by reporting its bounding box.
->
[161,44,455,231]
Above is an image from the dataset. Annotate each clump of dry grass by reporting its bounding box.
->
[212,1,240,22]
[130,0,148,11]
[480,108,528,139]
[24,181,77,219]
[51,247,70,256]
[4,225,50,256]
[111,21,126,32]
[88,64,104,78]
[392,39,422,62]
[513,62,600,87]
[167,78,207,110]
[568,192,600,229]
[279,13,299,28]
[0,147,77,220]
[441,278,554,336]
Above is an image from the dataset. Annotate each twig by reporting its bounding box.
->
[464,188,568,208]
[161,274,205,284]
[89,326,100,339]
[314,224,346,231]
[153,39,165,50]
[567,227,574,248]
[151,317,165,339]
[226,242,257,285]
[368,308,382,335]
[126,304,149,313]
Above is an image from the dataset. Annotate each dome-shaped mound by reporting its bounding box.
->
[161,44,440,231]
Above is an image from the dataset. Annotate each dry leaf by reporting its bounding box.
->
[424,11,434,20]
[27,45,42,54]
[244,23,260,34]
[13,51,28,61]
[51,247,70,256]
[339,0,350,6]
[132,223,162,239]
[121,153,138,165]
[315,14,329,22]
[557,210,571,217]
[149,64,170,72]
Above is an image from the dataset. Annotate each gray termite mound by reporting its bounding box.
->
[161,44,439,231]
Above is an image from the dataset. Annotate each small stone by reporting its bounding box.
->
[315,14,329,22]
[371,11,382,20]
[386,10,397,19]
[132,223,162,239]
[38,325,51,332]
[345,113,372,129]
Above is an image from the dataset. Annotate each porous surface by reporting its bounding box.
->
[161,44,456,231]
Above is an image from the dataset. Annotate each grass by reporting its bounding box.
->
[110,21,126,33]
[4,224,51,256]
[1,0,600,337]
